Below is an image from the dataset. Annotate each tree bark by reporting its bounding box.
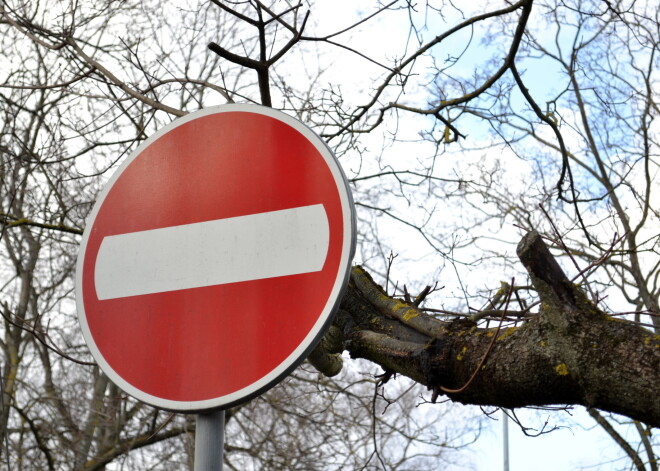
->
[316,231,660,427]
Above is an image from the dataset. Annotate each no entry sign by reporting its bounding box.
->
[76,105,355,411]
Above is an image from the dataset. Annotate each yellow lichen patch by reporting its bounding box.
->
[457,346,468,361]
[403,310,418,321]
[645,336,650,345]
[555,363,569,376]
[539,340,547,347]
[392,301,407,312]
[497,327,519,341]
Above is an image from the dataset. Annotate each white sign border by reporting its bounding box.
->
[76,104,356,412]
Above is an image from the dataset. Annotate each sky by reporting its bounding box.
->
[473,408,634,471]
[304,1,649,470]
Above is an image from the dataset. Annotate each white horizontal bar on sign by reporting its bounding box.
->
[94,204,329,300]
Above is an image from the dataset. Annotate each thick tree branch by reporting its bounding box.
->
[310,231,660,427]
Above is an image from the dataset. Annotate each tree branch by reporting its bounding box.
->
[317,231,660,427]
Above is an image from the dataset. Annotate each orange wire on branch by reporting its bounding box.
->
[440,278,515,395]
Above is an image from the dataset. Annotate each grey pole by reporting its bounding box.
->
[194,409,225,471]
[502,409,510,471]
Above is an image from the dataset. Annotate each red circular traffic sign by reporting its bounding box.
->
[76,105,355,411]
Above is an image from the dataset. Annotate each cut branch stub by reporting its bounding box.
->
[307,324,344,377]
[516,230,576,311]
[517,230,605,324]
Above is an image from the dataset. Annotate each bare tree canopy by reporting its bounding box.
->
[0,0,658,469]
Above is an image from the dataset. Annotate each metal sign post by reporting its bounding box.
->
[195,410,225,471]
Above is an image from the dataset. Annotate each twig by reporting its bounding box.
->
[0,303,94,366]
[146,413,176,441]
[569,232,627,284]
[385,251,397,296]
